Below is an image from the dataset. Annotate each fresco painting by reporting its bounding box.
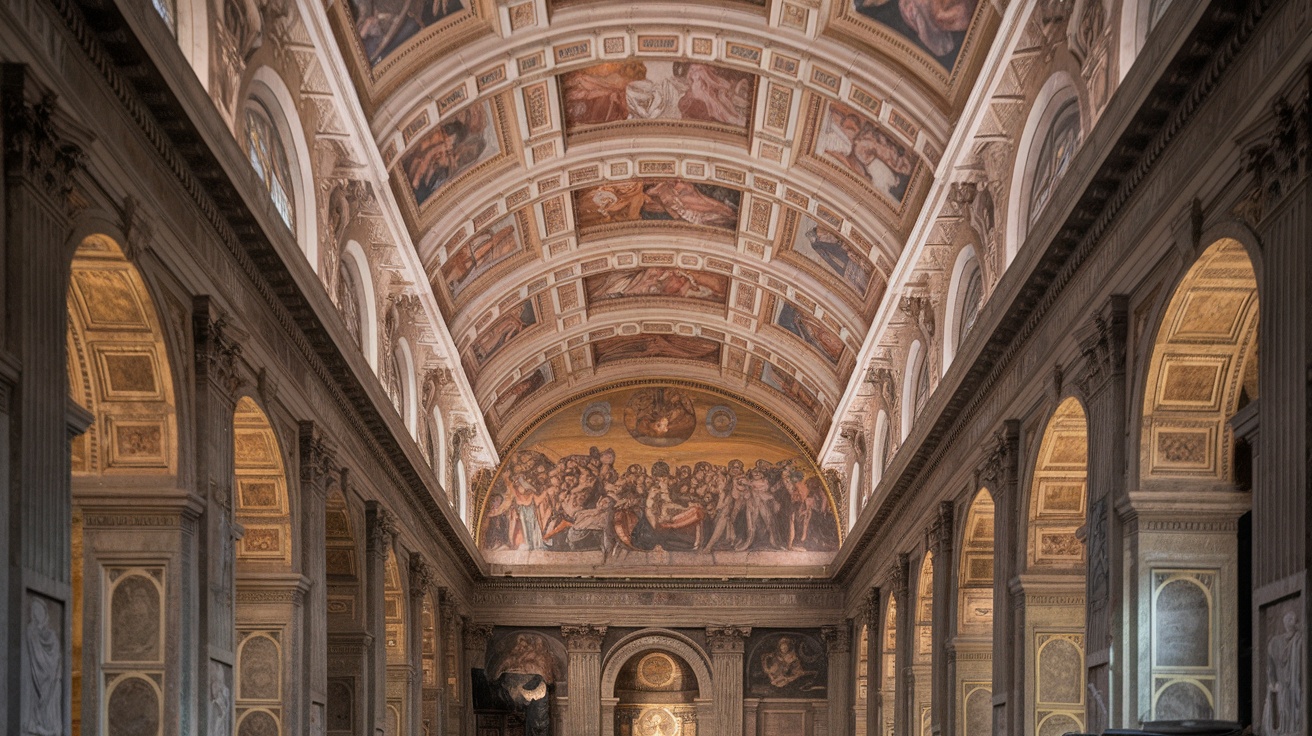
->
[441,213,523,299]
[472,629,567,736]
[775,302,846,365]
[746,630,829,698]
[400,101,499,206]
[584,267,730,306]
[574,179,741,232]
[477,384,841,569]
[561,60,756,133]
[851,0,979,69]
[759,362,823,417]
[472,300,538,366]
[591,334,722,368]
[814,100,916,204]
[348,0,467,66]
[497,364,553,416]
[789,214,875,295]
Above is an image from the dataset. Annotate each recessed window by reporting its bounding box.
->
[1028,99,1081,225]
[243,100,296,232]
[957,262,983,346]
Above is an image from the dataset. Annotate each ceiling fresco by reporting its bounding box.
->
[475,381,841,575]
[325,0,1002,565]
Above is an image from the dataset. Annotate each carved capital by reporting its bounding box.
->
[463,623,494,652]
[861,587,882,628]
[898,294,936,341]
[408,556,436,596]
[926,501,954,556]
[705,625,752,654]
[889,552,910,599]
[1236,68,1312,226]
[422,367,453,409]
[367,506,397,559]
[193,297,246,399]
[821,624,851,654]
[298,421,338,494]
[2,70,85,206]
[1074,297,1128,399]
[560,624,608,653]
[978,421,1020,492]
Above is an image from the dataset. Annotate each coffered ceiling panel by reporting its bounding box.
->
[328,0,999,567]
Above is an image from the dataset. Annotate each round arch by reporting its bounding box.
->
[871,409,890,490]
[393,336,418,436]
[600,629,713,701]
[1005,71,1085,264]
[246,66,318,272]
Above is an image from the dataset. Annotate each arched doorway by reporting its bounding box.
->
[1024,397,1089,736]
[67,234,180,736]
[914,554,934,736]
[881,596,898,736]
[1133,238,1256,723]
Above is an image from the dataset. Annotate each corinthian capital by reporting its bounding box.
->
[705,625,752,654]
[560,624,608,653]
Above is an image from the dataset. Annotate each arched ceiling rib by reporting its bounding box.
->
[329,0,999,452]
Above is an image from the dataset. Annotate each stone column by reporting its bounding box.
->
[432,588,452,736]
[193,296,247,735]
[299,422,337,735]
[891,553,912,736]
[1,65,86,736]
[927,502,955,736]
[706,625,751,736]
[365,503,397,736]
[823,623,853,736]
[408,557,436,736]
[1073,297,1128,733]
[980,422,1020,736]
[462,622,493,736]
[562,624,608,736]
[863,587,883,736]
[1243,84,1309,736]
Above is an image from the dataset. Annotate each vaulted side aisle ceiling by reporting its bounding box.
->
[325,0,999,454]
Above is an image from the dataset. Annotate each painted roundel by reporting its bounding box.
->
[704,405,737,437]
[637,652,678,689]
[635,707,680,736]
[624,387,696,447]
[581,401,613,436]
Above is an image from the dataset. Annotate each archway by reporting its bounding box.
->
[613,649,701,736]
[1024,397,1089,736]
[67,234,180,736]
[957,490,994,736]
[601,630,714,736]
[855,623,869,735]
[384,549,409,734]
[232,396,300,735]
[325,489,367,734]
[1133,238,1256,723]
[914,554,934,736]
[881,596,898,736]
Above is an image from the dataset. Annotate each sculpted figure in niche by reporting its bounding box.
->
[24,598,61,735]
[1263,610,1304,735]
[210,661,232,736]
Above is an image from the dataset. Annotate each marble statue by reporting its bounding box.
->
[1263,610,1304,736]
[23,598,61,736]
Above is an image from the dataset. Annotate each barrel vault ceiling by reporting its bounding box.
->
[326,0,999,452]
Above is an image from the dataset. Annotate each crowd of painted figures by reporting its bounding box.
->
[482,447,838,560]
